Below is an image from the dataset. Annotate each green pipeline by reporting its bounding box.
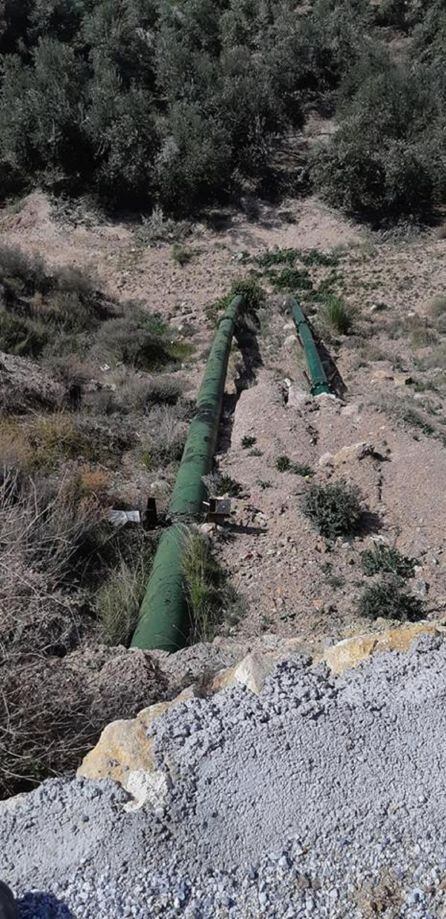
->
[131,295,243,651]
[290,298,331,396]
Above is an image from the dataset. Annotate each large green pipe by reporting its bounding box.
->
[131,295,243,651]
[291,298,331,396]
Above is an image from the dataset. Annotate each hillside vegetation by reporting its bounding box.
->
[0,0,445,803]
[0,0,445,222]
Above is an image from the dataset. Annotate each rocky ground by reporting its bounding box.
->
[1,189,446,916]
[2,634,446,918]
[1,190,445,648]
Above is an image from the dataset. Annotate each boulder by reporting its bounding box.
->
[322,621,442,674]
[371,369,394,383]
[210,651,277,694]
[332,441,374,466]
[287,386,311,409]
[77,687,197,809]
[318,452,334,467]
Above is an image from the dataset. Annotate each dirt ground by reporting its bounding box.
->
[1,189,445,650]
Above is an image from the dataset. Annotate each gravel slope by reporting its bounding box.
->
[2,635,446,918]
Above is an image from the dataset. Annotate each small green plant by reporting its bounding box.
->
[300,249,340,267]
[310,271,344,303]
[256,248,299,268]
[249,447,263,457]
[241,435,257,449]
[0,311,48,358]
[320,295,352,335]
[302,481,362,539]
[358,578,424,622]
[326,573,346,589]
[361,543,416,579]
[172,244,195,266]
[399,406,435,437]
[257,479,272,489]
[268,268,313,292]
[206,277,265,324]
[276,455,313,476]
[218,474,243,497]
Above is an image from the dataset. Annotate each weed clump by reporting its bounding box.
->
[96,545,151,646]
[218,474,243,497]
[359,577,424,622]
[256,248,299,268]
[276,455,313,476]
[302,481,362,539]
[183,531,245,642]
[320,295,352,335]
[206,278,265,325]
[268,268,313,292]
[172,244,196,266]
[94,312,193,372]
[361,543,416,579]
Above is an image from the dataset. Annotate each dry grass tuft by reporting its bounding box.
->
[0,471,105,654]
[182,529,246,642]
[95,541,151,646]
[0,647,167,798]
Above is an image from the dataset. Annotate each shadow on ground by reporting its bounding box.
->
[217,317,263,455]
[18,891,73,917]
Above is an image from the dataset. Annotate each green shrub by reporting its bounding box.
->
[144,376,182,407]
[374,0,410,31]
[300,249,340,267]
[232,278,265,317]
[361,543,416,579]
[269,268,313,292]
[207,278,265,324]
[359,577,424,622]
[429,295,446,320]
[0,246,46,292]
[276,455,313,476]
[0,247,108,357]
[302,480,362,539]
[94,312,191,371]
[0,0,443,222]
[312,52,442,223]
[256,248,298,268]
[241,435,257,449]
[172,244,195,266]
[218,474,243,497]
[140,405,186,468]
[313,131,433,222]
[0,311,47,357]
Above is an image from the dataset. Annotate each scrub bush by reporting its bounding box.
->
[302,480,363,539]
[359,577,423,622]
[361,543,416,579]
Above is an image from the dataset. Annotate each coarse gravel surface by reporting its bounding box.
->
[2,635,446,918]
